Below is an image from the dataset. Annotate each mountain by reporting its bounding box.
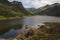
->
[25,8,35,12]
[33,3,60,16]
[11,1,31,16]
[0,0,31,18]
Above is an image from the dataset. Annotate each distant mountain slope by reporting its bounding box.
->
[33,3,60,16]
[0,0,31,18]
[25,8,35,12]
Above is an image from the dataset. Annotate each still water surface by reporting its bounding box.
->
[0,16,60,38]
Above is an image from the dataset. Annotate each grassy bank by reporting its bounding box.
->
[0,15,32,20]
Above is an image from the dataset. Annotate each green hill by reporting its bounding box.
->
[0,0,31,19]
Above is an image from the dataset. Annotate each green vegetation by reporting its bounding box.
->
[0,0,32,35]
[0,0,32,20]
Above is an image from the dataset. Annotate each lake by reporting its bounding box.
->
[0,16,60,38]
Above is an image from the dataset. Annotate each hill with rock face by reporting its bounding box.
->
[33,3,60,16]
[0,0,31,18]
[11,1,31,15]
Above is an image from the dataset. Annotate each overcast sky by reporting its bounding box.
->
[8,0,60,8]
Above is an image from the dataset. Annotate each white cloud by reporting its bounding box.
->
[9,0,60,8]
[21,0,60,8]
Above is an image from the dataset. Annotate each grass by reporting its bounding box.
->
[0,15,30,20]
[0,16,7,20]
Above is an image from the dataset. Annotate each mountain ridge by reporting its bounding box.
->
[0,0,31,19]
[33,3,60,16]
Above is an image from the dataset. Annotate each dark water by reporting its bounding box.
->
[0,18,23,38]
[0,18,23,26]
[0,16,60,38]
[0,29,21,38]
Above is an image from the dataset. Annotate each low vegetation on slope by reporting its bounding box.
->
[0,0,31,20]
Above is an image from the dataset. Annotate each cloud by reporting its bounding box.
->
[26,0,60,8]
[21,0,60,8]
[8,0,60,8]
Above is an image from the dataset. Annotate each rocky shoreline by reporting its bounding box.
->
[0,23,60,40]
[14,23,60,40]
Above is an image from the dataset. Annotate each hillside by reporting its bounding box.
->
[33,3,60,16]
[0,0,31,19]
[11,1,31,16]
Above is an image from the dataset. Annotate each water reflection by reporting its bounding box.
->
[0,29,21,38]
[0,16,60,38]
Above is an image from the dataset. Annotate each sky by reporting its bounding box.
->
[8,0,60,8]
